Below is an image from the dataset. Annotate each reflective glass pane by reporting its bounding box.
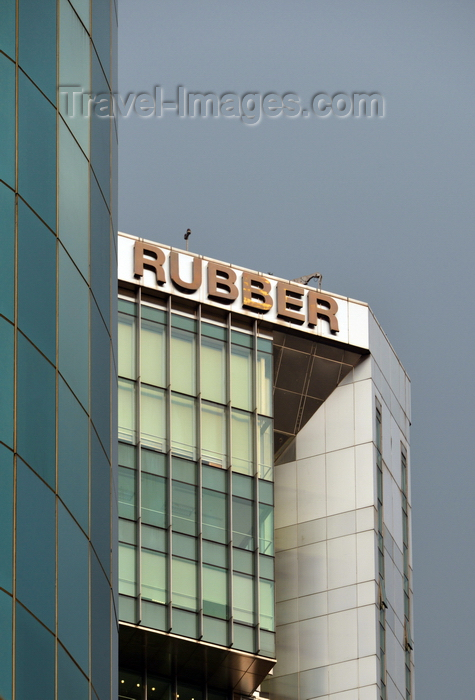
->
[202,489,227,544]
[90,300,111,454]
[0,0,15,58]
[172,481,197,536]
[258,416,273,481]
[90,174,111,328]
[201,336,226,404]
[18,202,56,361]
[19,0,56,102]
[171,328,196,395]
[259,579,274,630]
[141,318,166,387]
[141,525,166,553]
[119,544,136,597]
[17,336,55,486]
[91,51,110,205]
[202,465,227,492]
[18,73,56,230]
[92,0,110,80]
[16,461,55,629]
[172,532,196,560]
[90,554,111,700]
[172,558,197,610]
[141,448,166,476]
[59,247,89,408]
[201,402,226,467]
[233,572,254,624]
[0,590,12,700]
[232,496,254,550]
[58,505,89,672]
[57,644,89,700]
[119,442,136,468]
[59,121,89,278]
[231,345,252,410]
[203,565,228,618]
[59,0,90,153]
[58,379,89,532]
[0,55,14,187]
[142,549,167,604]
[141,385,166,451]
[119,379,136,443]
[259,504,274,556]
[0,184,14,321]
[16,603,54,700]
[231,410,253,475]
[119,467,136,520]
[171,394,196,459]
[202,541,227,568]
[172,457,197,484]
[118,313,136,379]
[0,445,12,594]
[141,473,166,528]
[0,318,13,448]
[257,351,272,415]
[91,430,111,574]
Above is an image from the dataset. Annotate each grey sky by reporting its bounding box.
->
[118,2,475,697]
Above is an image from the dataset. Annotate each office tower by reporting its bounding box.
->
[117,233,413,700]
[0,3,117,700]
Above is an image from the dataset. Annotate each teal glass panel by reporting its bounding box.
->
[172,481,197,536]
[0,590,12,700]
[91,51,110,205]
[233,572,254,623]
[233,549,253,575]
[59,121,89,278]
[119,544,136,597]
[141,385,165,450]
[119,519,136,545]
[91,299,111,455]
[171,327,196,396]
[58,505,89,672]
[202,541,227,568]
[141,525,166,552]
[16,603,54,700]
[203,565,228,618]
[142,448,166,476]
[92,0,111,80]
[118,595,136,623]
[142,473,166,528]
[0,55,15,187]
[259,629,275,658]
[259,579,274,630]
[70,0,90,30]
[233,623,255,653]
[259,554,274,580]
[91,553,111,700]
[259,503,274,555]
[257,337,273,353]
[0,318,13,448]
[59,0,90,154]
[142,601,167,631]
[119,442,136,469]
[142,549,167,603]
[231,331,253,348]
[231,345,253,410]
[58,378,89,532]
[259,479,274,505]
[172,532,196,560]
[18,73,56,229]
[0,445,13,593]
[172,609,198,638]
[141,305,165,323]
[118,379,136,443]
[201,402,226,467]
[202,489,227,544]
[201,322,226,341]
[18,202,56,361]
[58,644,89,700]
[119,299,136,315]
[202,465,226,492]
[202,616,227,646]
[0,0,15,58]
[172,457,197,484]
[171,394,196,459]
[118,312,136,379]
[258,415,273,481]
[59,247,89,408]
[19,0,56,102]
[172,558,197,610]
[231,410,253,475]
[232,496,254,550]
[17,335,55,486]
[141,318,166,387]
[171,314,196,332]
[201,336,226,404]
[90,174,111,328]
[119,467,136,520]
[0,184,14,321]
[257,351,272,415]
[232,473,253,500]
[91,431,111,573]
[16,461,55,629]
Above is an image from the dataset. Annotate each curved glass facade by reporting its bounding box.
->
[0,2,117,699]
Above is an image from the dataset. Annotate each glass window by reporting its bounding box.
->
[171,327,196,395]
[233,572,254,624]
[141,318,166,387]
[202,465,227,492]
[171,394,196,459]
[201,336,226,404]
[90,431,111,573]
[16,603,54,700]
[0,0,15,58]
[119,544,137,597]
[0,54,14,188]
[19,0,56,102]
[0,184,14,322]
[57,644,89,700]
[172,481,197,536]
[118,379,136,443]
[91,51,111,206]
[202,541,227,568]
[231,344,253,410]
[0,318,13,449]
[0,591,11,700]
[172,457,197,484]
[119,443,136,469]
[201,322,226,341]
[141,473,166,528]
[231,410,253,475]
[258,416,273,481]
[172,532,197,561]
[141,525,167,553]
[90,301,111,455]
[202,402,226,467]
[119,467,136,520]
[172,558,197,610]
[118,312,136,379]
[257,351,272,416]
[0,445,13,595]
[259,579,275,630]
[232,496,255,551]
[141,385,166,451]
[202,489,227,544]
[203,565,228,618]
[259,503,274,555]
[142,549,167,604]
[18,201,56,362]
[90,175,111,329]
[259,554,274,581]
[233,548,253,575]
[232,473,253,500]
[142,449,166,476]
[142,305,166,324]
[259,479,274,506]
[119,519,136,545]
[90,555,111,700]
[18,73,56,230]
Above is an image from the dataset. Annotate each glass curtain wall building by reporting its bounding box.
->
[0,2,117,700]
[118,234,414,700]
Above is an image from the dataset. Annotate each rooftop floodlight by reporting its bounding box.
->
[291,272,323,290]
[184,228,192,250]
